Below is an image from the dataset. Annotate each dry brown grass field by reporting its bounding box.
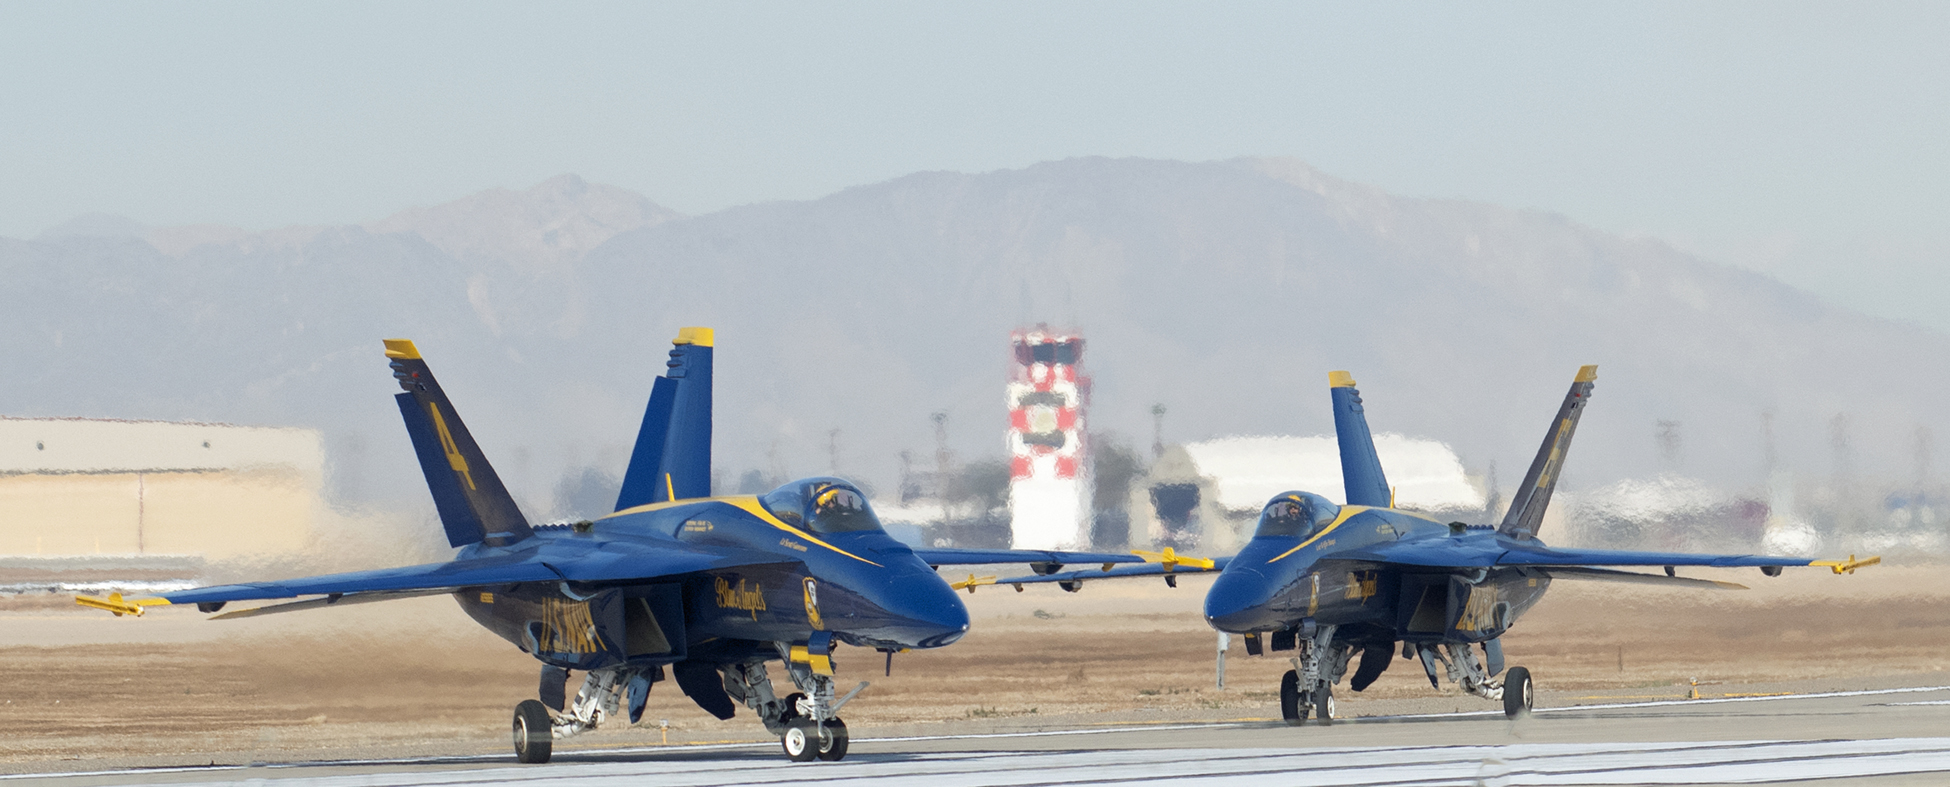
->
[2,561,1944,772]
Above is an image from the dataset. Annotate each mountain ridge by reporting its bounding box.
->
[4,157,1943,526]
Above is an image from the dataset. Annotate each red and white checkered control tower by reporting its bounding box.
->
[1006,329,1090,549]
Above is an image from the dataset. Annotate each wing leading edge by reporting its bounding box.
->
[80,543,795,617]
[1333,532,1875,573]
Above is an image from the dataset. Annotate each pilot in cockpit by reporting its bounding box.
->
[1254,492,1341,539]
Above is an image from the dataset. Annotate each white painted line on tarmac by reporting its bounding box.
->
[11,685,1949,783]
[75,738,1950,787]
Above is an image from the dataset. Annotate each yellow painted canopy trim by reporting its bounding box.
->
[602,495,882,566]
[1267,506,1372,563]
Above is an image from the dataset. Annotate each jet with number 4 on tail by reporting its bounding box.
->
[76,329,1157,763]
[980,366,1879,723]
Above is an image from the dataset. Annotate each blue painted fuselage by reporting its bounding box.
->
[1204,506,1550,646]
[450,496,969,672]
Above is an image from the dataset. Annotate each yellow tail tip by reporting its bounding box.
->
[1575,365,1598,383]
[383,339,422,359]
[1328,371,1357,388]
[673,327,715,347]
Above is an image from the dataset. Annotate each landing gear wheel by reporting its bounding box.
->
[1312,685,1335,725]
[512,699,552,764]
[816,718,849,761]
[1279,670,1308,722]
[1503,666,1533,718]
[782,718,821,762]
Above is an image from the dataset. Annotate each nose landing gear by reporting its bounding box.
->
[776,654,867,762]
[783,717,849,761]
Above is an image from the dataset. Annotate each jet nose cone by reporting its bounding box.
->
[915,594,971,649]
[1203,571,1273,632]
[887,574,971,649]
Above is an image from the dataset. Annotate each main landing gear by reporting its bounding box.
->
[511,664,662,764]
[1279,623,1347,725]
[1412,641,1533,718]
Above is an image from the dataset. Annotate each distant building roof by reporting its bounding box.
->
[1180,434,1483,511]
[0,416,323,475]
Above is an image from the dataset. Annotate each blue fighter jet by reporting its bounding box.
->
[77,328,1153,763]
[985,366,1878,723]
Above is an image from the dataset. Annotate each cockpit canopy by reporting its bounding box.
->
[760,477,885,535]
[1253,491,1341,538]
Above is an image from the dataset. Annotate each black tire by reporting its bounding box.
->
[816,718,849,761]
[1279,669,1306,722]
[1503,666,1533,718]
[1312,685,1335,725]
[512,699,553,764]
[782,718,820,762]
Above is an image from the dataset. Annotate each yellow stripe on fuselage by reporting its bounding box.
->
[1265,506,1441,564]
[1268,506,1369,563]
[601,495,882,567]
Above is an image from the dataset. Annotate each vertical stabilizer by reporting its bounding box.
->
[1329,371,1392,508]
[615,327,714,509]
[1499,365,1599,540]
[386,339,534,548]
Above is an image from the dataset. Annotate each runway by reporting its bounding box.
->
[21,683,1950,786]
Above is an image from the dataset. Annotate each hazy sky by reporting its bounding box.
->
[5,2,1947,328]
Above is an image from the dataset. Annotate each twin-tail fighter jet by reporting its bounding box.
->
[77,329,1154,763]
[983,366,1879,723]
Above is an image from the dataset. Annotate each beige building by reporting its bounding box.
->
[1129,434,1488,553]
[0,417,323,560]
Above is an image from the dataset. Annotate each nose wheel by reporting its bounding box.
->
[1279,669,1308,723]
[782,717,849,761]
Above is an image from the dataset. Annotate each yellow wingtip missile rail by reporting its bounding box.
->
[1134,547,1217,571]
[74,592,171,617]
[1811,554,1882,575]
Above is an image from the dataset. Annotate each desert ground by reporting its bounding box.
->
[2,561,1944,773]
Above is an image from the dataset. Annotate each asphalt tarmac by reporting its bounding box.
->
[17,681,1950,786]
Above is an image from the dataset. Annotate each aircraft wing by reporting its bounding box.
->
[1330,533,1876,574]
[77,544,793,617]
[961,556,1234,592]
[911,548,1148,568]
